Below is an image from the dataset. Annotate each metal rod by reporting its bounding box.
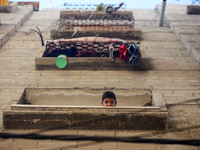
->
[99,20,101,31]
[159,0,166,27]
[103,19,104,31]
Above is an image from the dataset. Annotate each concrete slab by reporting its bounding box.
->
[0,2,18,13]
[3,110,168,130]
[35,45,149,70]
[50,30,142,40]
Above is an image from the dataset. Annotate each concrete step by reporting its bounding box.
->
[156,4,200,64]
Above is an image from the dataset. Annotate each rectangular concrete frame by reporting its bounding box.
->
[51,11,142,40]
[3,88,168,130]
[0,2,18,13]
[35,47,149,70]
[187,5,200,14]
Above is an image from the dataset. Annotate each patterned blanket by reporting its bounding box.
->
[44,37,128,57]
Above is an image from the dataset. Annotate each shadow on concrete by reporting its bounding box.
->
[0,127,200,146]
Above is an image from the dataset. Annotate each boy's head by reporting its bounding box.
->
[101,91,117,106]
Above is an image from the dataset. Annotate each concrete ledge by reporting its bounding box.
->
[35,57,149,71]
[11,105,161,112]
[0,2,18,13]
[35,48,149,70]
[3,88,168,130]
[50,30,142,40]
[187,5,200,14]
[3,110,168,130]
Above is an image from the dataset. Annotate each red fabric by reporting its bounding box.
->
[76,50,96,57]
[119,45,128,60]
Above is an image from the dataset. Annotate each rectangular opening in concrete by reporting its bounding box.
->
[50,11,142,40]
[3,88,168,130]
[17,88,153,106]
[35,37,149,70]
[187,5,200,14]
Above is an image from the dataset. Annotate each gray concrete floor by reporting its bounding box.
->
[0,5,200,150]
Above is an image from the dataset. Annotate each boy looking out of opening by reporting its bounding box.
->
[101,91,117,106]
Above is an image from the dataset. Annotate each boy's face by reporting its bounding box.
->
[101,98,117,106]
